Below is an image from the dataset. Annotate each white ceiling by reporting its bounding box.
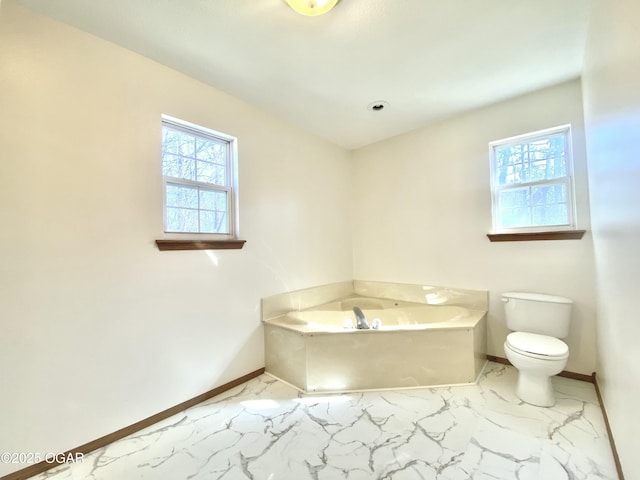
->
[14,0,591,149]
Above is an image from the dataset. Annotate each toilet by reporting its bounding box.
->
[502,291,573,407]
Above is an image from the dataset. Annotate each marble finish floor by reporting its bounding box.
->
[31,362,618,479]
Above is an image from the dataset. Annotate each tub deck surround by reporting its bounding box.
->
[353,280,489,311]
[27,363,618,480]
[262,281,488,393]
[261,280,489,321]
[261,281,354,321]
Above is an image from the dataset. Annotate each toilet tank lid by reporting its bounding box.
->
[502,292,573,304]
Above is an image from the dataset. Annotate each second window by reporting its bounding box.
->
[161,116,237,236]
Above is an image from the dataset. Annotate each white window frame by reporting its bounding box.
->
[161,115,238,238]
[489,125,577,234]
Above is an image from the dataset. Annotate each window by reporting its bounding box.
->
[489,125,576,234]
[161,116,237,237]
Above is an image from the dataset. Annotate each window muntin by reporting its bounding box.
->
[489,125,576,233]
[161,117,236,236]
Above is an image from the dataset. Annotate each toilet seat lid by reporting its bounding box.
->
[506,332,569,358]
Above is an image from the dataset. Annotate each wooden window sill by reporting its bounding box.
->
[155,239,246,251]
[487,230,586,242]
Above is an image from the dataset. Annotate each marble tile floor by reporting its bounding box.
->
[31,362,618,480]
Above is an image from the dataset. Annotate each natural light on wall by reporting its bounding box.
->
[285,0,340,16]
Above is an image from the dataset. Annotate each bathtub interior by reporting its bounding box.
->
[286,296,470,330]
[308,296,400,311]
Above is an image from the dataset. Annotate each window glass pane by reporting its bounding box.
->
[499,186,529,209]
[162,128,182,154]
[530,184,569,226]
[531,184,567,206]
[166,184,198,208]
[499,187,531,228]
[162,126,195,155]
[495,133,568,186]
[196,161,226,185]
[546,135,567,178]
[199,189,227,212]
[496,154,530,185]
[166,207,199,232]
[500,207,531,228]
[200,211,229,234]
[532,204,568,226]
[498,184,570,229]
[495,146,518,185]
[180,132,196,157]
[528,136,567,182]
[196,138,227,165]
[162,153,196,181]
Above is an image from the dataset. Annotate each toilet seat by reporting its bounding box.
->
[506,332,569,360]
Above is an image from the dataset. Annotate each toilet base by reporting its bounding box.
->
[515,370,556,407]
[504,341,568,408]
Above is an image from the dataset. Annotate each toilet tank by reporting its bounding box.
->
[502,292,573,338]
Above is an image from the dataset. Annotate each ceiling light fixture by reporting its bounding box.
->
[284,0,340,16]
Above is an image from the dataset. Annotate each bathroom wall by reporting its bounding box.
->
[582,0,640,477]
[0,2,352,476]
[352,79,597,375]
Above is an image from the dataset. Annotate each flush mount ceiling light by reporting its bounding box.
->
[284,0,340,16]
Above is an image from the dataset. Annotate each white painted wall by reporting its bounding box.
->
[352,79,597,376]
[582,0,640,477]
[4,1,636,476]
[0,3,352,475]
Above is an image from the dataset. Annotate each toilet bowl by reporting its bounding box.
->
[504,331,569,407]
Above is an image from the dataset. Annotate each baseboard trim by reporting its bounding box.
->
[486,355,594,383]
[593,374,626,480]
[0,368,265,480]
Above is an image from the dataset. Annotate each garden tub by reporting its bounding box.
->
[263,295,487,393]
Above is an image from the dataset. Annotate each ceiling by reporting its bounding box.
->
[13,0,591,149]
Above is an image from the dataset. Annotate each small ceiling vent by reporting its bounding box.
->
[367,101,389,112]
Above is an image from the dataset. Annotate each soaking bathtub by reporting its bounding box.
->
[263,294,487,393]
